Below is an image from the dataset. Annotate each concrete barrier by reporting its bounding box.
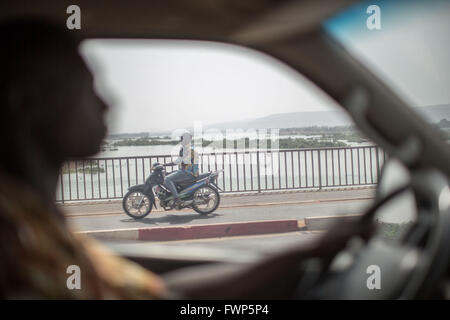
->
[78,219,300,241]
[304,214,363,231]
[77,215,365,242]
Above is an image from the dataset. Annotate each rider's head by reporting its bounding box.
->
[0,19,109,170]
[180,132,192,146]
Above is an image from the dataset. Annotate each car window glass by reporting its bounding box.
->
[59,39,382,254]
[323,0,450,141]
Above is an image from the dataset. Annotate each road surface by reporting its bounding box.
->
[68,197,372,232]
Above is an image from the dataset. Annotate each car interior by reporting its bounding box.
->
[1,0,449,299]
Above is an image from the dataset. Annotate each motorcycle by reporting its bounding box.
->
[122,163,223,219]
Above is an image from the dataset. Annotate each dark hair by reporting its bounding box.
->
[0,19,81,118]
[0,19,83,174]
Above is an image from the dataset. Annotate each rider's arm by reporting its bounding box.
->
[164,158,183,167]
[162,156,182,168]
[163,162,176,167]
[164,147,189,167]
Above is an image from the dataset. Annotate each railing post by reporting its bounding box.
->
[55,145,382,203]
[317,149,322,190]
[60,170,65,204]
[375,146,380,183]
[256,138,261,193]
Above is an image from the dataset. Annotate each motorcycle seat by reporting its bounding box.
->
[195,173,210,181]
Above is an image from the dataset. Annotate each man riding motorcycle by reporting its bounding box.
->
[163,132,199,207]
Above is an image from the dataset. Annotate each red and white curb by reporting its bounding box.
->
[76,214,363,241]
[77,219,300,241]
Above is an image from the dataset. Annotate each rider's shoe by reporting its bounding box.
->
[173,197,183,209]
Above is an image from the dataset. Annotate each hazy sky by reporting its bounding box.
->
[324,0,450,107]
[80,0,450,134]
[81,41,337,134]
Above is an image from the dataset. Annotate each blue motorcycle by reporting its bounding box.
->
[122,162,223,219]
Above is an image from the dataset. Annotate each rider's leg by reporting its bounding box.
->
[165,178,178,198]
[164,170,193,199]
[164,171,182,198]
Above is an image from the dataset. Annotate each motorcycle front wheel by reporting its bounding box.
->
[192,185,220,215]
[122,190,152,219]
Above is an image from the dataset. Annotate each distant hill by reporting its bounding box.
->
[207,104,450,130]
[247,110,352,128]
[207,110,352,129]
[109,104,450,137]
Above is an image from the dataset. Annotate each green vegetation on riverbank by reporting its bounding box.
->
[201,137,348,149]
[112,136,349,148]
[109,124,372,149]
[108,118,450,149]
[113,137,178,147]
[61,160,105,175]
[281,126,367,143]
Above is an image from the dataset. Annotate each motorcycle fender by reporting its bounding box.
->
[128,184,156,209]
[209,178,222,192]
[128,184,145,192]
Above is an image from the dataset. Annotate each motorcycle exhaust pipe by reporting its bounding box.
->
[176,199,194,208]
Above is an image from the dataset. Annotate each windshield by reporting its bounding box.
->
[323,0,450,240]
[62,1,450,256]
[323,0,450,140]
[57,39,378,256]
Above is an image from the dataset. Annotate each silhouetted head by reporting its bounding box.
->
[180,132,192,146]
[0,19,108,174]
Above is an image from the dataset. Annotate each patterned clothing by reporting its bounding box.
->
[0,170,166,299]
[176,147,199,177]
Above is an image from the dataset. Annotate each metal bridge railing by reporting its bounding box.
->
[56,145,386,203]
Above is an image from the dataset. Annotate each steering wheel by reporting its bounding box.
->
[292,167,450,299]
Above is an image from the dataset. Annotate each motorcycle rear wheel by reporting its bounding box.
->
[192,185,220,215]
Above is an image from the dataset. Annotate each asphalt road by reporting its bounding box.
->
[61,188,375,216]
[69,198,372,232]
